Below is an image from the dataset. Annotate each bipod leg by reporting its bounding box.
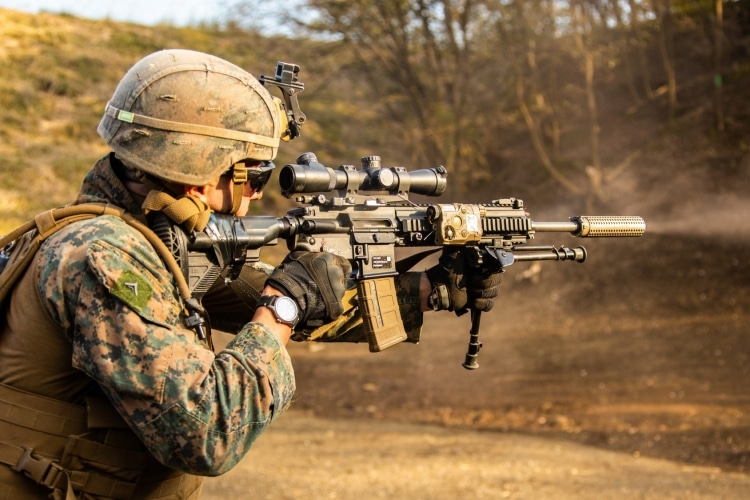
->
[462,309,482,370]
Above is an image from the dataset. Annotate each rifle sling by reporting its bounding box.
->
[395,248,440,274]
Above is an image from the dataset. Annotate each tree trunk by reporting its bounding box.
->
[714,0,725,132]
[629,0,655,99]
[573,2,603,206]
[613,0,643,106]
[516,74,581,194]
[655,0,677,124]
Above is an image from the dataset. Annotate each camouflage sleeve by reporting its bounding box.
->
[201,261,274,333]
[293,272,424,344]
[37,216,294,476]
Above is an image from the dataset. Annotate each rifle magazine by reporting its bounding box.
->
[356,277,407,352]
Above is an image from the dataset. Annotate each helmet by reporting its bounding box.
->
[97,49,286,186]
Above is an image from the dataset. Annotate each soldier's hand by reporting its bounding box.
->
[425,247,468,313]
[466,255,503,312]
[266,251,352,324]
[425,247,502,314]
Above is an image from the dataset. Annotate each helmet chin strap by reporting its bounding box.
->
[230,163,248,215]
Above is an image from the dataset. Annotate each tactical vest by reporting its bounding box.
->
[0,204,207,499]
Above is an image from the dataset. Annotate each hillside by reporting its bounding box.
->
[0,8,335,232]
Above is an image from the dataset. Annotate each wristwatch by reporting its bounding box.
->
[257,295,299,328]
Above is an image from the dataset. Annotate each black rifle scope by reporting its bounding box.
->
[279,152,448,198]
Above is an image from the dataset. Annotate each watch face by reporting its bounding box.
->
[275,296,298,323]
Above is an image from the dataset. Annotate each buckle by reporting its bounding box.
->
[11,446,65,489]
[232,165,249,184]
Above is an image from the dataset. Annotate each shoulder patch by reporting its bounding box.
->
[86,239,182,327]
[112,269,153,312]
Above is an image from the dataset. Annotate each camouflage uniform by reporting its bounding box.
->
[0,154,424,498]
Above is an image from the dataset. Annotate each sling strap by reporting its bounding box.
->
[141,191,211,233]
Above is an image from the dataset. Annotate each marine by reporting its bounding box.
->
[0,49,501,499]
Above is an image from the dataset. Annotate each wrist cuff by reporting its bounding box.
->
[427,284,450,311]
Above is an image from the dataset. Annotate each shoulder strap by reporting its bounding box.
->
[0,204,121,307]
[0,204,210,347]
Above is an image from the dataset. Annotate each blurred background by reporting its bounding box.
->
[1,0,748,480]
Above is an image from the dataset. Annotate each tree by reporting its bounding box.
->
[493,1,647,211]
[713,0,725,131]
[293,0,507,197]
[652,0,678,123]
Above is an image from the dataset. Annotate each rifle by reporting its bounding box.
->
[174,152,645,369]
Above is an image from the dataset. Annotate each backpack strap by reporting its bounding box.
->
[0,203,212,349]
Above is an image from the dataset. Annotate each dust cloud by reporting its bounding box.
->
[643,193,750,242]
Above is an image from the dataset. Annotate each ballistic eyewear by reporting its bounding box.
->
[224,160,275,214]
[225,160,275,193]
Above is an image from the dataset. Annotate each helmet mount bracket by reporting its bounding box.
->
[260,61,306,140]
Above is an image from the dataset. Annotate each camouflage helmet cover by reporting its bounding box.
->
[98,49,283,186]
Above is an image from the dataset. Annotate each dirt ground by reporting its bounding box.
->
[204,222,750,498]
[201,411,750,499]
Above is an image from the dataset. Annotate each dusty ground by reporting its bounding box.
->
[204,225,750,498]
[202,411,750,499]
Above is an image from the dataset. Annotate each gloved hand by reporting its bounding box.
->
[467,256,503,312]
[266,251,352,324]
[425,247,503,314]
